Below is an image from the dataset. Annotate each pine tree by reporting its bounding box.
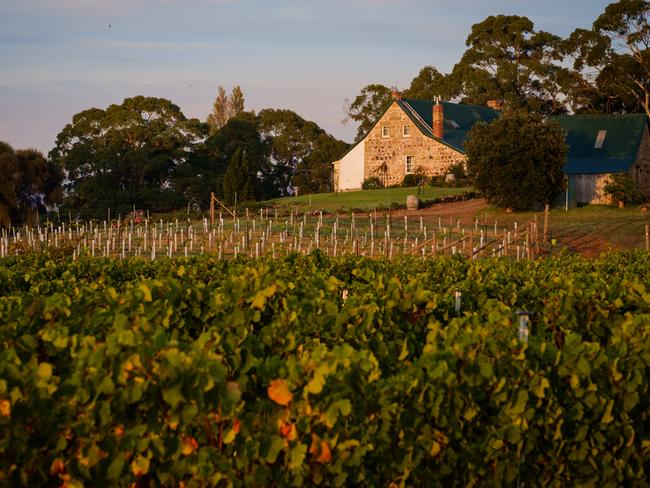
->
[223,149,253,205]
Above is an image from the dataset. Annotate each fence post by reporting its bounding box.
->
[210,192,215,225]
[543,204,549,244]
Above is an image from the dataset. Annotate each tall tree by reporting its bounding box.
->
[207,85,246,135]
[0,142,63,227]
[0,142,19,228]
[564,0,650,116]
[404,66,454,100]
[50,96,203,218]
[450,15,568,113]
[343,84,392,142]
[229,85,245,118]
[465,111,567,209]
[173,111,269,206]
[258,109,348,195]
[223,148,253,205]
[207,86,229,134]
[292,133,349,194]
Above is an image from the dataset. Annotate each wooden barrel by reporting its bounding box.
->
[406,194,419,211]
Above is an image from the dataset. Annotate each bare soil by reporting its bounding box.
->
[389,198,646,256]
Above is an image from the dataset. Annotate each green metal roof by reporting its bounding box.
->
[550,114,647,174]
[398,98,499,151]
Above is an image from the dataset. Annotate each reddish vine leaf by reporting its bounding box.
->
[268,379,292,406]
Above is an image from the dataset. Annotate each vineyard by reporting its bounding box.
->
[0,205,549,261]
[1,252,649,486]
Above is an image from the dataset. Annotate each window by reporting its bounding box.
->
[382,126,390,138]
[405,155,414,174]
[402,125,411,137]
[449,119,460,129]
[594,130,607,149]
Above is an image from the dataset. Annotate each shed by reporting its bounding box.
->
[551,114,650,204]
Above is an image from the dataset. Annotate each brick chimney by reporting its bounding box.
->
[432,97,444,139]
[391,89,402,100]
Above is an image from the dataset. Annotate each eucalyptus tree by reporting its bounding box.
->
[50,96,204,217]
[564,0,650,116]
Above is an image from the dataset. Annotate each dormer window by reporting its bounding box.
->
[382,126,390,138]
[403,125,411,137]
[594,130,607,149]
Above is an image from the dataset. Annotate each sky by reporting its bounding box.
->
[1,0,613,154]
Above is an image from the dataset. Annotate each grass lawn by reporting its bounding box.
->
[269,186,473,212]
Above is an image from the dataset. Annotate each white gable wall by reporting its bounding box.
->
[337,141,365,191]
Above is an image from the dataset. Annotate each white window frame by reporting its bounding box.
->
[382,126,390,138]
[402,125,411,137]
[405,155,414,174]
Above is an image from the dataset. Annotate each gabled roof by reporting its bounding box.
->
[550,114,648,174]
[335,98,499,161]
[398,98,499,151]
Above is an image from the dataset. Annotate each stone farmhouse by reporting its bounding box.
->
[333,93,650,206]
[332,93,498,191]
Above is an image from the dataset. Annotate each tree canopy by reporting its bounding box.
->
[206,85,246,134]
[258,109,349,195]
[0,142,63,227]
[465,111,567,209]
[344,2,648,136]
[50,96,204,218]
[564,0,650,116]
[449,15,569,113]
[343,84,393,142]
[223,148,254,205]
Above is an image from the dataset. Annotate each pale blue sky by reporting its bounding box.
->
[1,0,611,154]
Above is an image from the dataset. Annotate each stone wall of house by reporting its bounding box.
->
[630,124,650,198]
[363,102,465,186]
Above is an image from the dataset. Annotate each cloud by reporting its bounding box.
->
[80,39,229,51]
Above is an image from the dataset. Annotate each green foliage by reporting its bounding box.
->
[258,109,348,196]
[403,66,455,100]
[603,171,643,205]
[361,177,384,190]
[50,96,204,218]
[223,149,253,205]
[429,164,469,188]
[564,0,650,116]
[343,84,393,142]
[401,167,428,187]
[465,111,567,209]
[0,142,63,228]
[0,252,649,486]
[448,162,467,181]
[448,15,569,113]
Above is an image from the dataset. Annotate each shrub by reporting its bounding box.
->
[362,177,384,190]
[401,167,428,187]
[465,111,567,209]
[448,162,467,180]
[603,171,642,207]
